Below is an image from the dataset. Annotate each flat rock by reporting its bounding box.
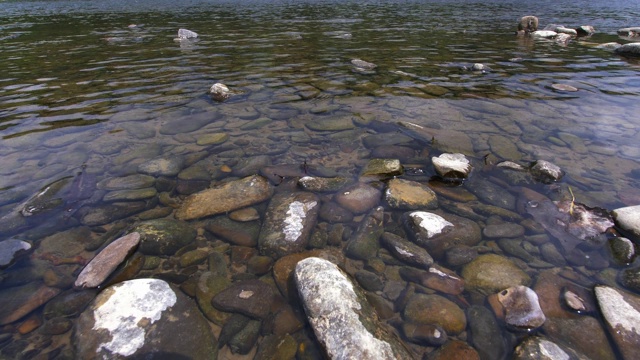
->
[74,278,217,359]
[595,285,640,360]
[298,176,352,192]
[0,282,61,325]
[176,175,273,220]
[381,232,433,268]
[361,158,403,181]
[212,279,275,319]
[612,205,640,240]
[615,43,640,57]
[385,178,438,210]
[133,219,196,256]
[103,187,157,202]
[305,116,355,131]
[258,192,319,259]
[205,216,261,247]
[75,232,141,288]
[295,257,413,359]
[137,156,185,177]
[432,153,472,179]
[403,293,467,335]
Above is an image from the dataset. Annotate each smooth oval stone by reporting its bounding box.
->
[97,174,156,190]
[462,254,531,295]
[495,285,546,330]
[138,156,185,177]
[334,182,382,214]
[102,188,157,202]
[385,178,438,210]
[403,294,467,335]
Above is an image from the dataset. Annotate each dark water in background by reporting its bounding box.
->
[2,0,640,358]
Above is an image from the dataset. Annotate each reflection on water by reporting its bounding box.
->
[1,0,640,359]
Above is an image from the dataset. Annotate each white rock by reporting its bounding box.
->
[283,200,317,242]
[177,28,198,39]
[432,153,472,178]
[408,211,453,238]
[612,205,640,239]
[531,30,557,39]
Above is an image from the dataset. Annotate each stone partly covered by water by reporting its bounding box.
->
[432,153,472,179]
[380,231,434,269]
[176,175,273,220]
[513,337,584,360]
[74,278,217,359]
[612,204,640,240]
[74,232,141,288]
[595,285,640,360]
[529,160,564,183]
[491,285,546,330]
[177,28,198,39]
[0,282,61,326]
[462,254,531,295]
[618,27,640,37]
[294,257,413,359]
[351,58,377,71]
[615,43,640,57]
[0,238,32,269]
[209,83,232,102]
[258,192,319,259]
[518,15,539,33]
[404,211,482,259]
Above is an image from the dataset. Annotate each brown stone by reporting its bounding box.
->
[428,339,480,360]
[75,232,141,288]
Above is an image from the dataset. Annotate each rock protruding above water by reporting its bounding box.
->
[74,278,217,359]
[595,285,640,360]
[613,205,640,240]
[530,160,564,183]
[294,257,413,360]
[403,211,481,259]
[432,153,472,179]
[209,83,231,102]
[513,337,585,360]
[385,178,438,210]
[491,285,546,330]
[381,232,433,268]
[618,27,640,38]
[518,16,539,33]
[351,58,377,70]
[576,25,596,36]
[615,43,640,57]
[176,175,273,220]
[361,158,403,181]
[0,238,31,269]
[258,192,319,259]
[177,28,198,39]
[75,232,141,288]
[133,219,196,256]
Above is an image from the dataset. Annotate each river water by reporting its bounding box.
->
[1,0,640,359]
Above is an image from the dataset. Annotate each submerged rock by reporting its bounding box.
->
[259,192,319,259]
[513,337,585,360]
[334,182,382,214]
[133,219,196,256]
[346,206,384,260]
[0,238,32,269]
[351,59,377,70]
[0,282,61,325]
[74,278,217,359]
[530,160,564,183]
[381,232,433,268]
[361,158,403,181]
[462,254,531,295]
[403,211,481,259]
[209,83,231,102]
[176,175,273,220]
[404,293,467,335]
[294,257,413,359]
[531,30,557,39]
[212,279,275,319]
[617,27,640,38]
[385,178,438,210]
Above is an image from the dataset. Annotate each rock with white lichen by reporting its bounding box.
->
[74,278,217,359]
[595,285,640,360]
[432,153,472,179]
[259,192,319,259]
[295,257,413,359]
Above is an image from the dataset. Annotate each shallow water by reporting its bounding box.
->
[1,0,640,358]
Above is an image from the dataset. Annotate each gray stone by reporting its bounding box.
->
[138,156,185,177]
[615,43,640,57]
[259,192,319,259]
[298,176,352,192]
[483,223,525,238]
[385,178,438,210]
[80,202,147,226]
[176,175,273,220]
[403,293,467,335]
[613,205,640,240]
[103,187,157,202]
[233,155,272,178]
[177,28,198,39]
[530,160,564,183]
[595,285,640,360]
[518,16,539,32]
[160,110,221,135]
[381,232,433,268]
[97,174,155,190]
[467,305,506,360]
[620,267,640,293]
[576,25,596,36]
[513,337,586,360]
[212,279,275,319]
[75,232,141,288]
[305,116,355,131]
[532,30,557,39]
[209,83,231,102]
[295,257,413,359]
[0,239,32,269]
[74,278,217,359]
[432,153,472,179]
[351,59,377,70]
[361,158,403,181]
[133,219,196,256]
[618,27,640,37]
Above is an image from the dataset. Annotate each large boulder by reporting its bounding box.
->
[295,257,413,359]
[74,278,217,359]
[258,192,319,259]
[595,285,640,360]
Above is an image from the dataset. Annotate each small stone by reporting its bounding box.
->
[429,340,480,360]
[462,254,531,295]
[381,232,433,268]
[384,178,437,210]
[402,322,447,346]
[612,205,640,240]
[403,293,466,335]
[494,286,546,330]
[351,59,377,70]
[518,16,539,32]
[138,156,185,177]
[177,28,198,39]
[531,30,557,39]
[196,133,229,146]
[209,83,231,102]
[550,83,578,92]
[229,207,260,222]
[483,223,525,238]
[576,25,596,36]
[432,153,472,179]
[530,160,564,183]
[334,182,382,214]
[298,176,352,192]
[361,158,403,181]
[609,237,636,265]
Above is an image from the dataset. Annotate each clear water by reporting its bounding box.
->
[1,0,640,358]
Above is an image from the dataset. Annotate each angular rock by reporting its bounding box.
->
[385,178,438,210]
[295,257,413,359]
[0,238,32,269]
[595,285,640,360]
[513,337,585,360]
[361,158,403,181]
[531,30,557,39]
[177,28,198,39]
[351,59,377,70]
[530,160,564,183]
[404,211,482,259]
[518,16,539,33]
[462,254,531,295]
[381,232,433,268]
[334,182,382,214]
[133,219,196,256]
[576,25,596,36]
[75,232,141,288]
[345,206,384,260]
[258,192,319,259]
[212,279,275,319]
[493,286,546,330]
[74,278,217,359]
[432,153,472,179]
[176,175,273,220]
